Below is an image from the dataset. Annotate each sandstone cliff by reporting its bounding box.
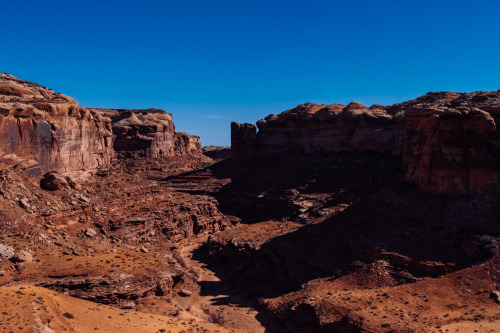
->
[0,73,205,176]
[233,91,500,194]
[0,73,113,174]
[232,101,406,158]
[89,108,202,158]
[403,91,500,194]
[174,132,202,156]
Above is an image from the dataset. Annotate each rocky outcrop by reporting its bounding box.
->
[174,132,202,156]
[233,91,500,194]
[0,73,205,176]
[403,92,500,194]
[231,102,406,158]
[89,108,202,158]
[202,146,231,160]
[39,270,194,308]
[231,122,258,158]
[0,73,113,174]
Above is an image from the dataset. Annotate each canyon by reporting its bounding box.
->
[0,73,499,332]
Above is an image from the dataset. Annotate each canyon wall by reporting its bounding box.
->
[0,73,113,174]
[0,73,203,175]
[231,102,406,158]
[404,92,500,194]
[90,108,175,158]
[90,108,201,158]
[232,91,500,194]
[174,132,202,156]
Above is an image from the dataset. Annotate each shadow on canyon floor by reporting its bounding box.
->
[194,191,500,301]
[209,151,403,223]
[186,153,500,301]
[159,151,500,332]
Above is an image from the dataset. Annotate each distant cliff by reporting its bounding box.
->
[232,91,500,194]
[89,108,201,158]
[231,102,405,158]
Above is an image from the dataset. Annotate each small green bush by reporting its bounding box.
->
[62,312,74,319]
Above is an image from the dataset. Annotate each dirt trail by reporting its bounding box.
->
[176,238,267,333]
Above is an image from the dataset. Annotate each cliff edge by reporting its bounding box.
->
[232,91,500,194]
[0,73,113,174]
[0,73,204,176]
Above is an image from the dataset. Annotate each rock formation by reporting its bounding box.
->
[231,122,258,158]
[231,102,406,158]
[202,146,231,160]
[174,132,202,156]
[403,92,500,194]
[232,91,500,194]
[90,108,202,158]
[0,73,113,174]
[0,73,204,178]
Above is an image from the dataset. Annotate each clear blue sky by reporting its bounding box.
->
[2,0,500,146]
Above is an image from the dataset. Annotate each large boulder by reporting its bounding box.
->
[0,244,15,260]
[40,172,69,191]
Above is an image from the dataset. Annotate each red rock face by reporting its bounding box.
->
[231,122,257,158]
[404,93,500,194]
[174,132,202,156]
[90,108,202,158]
[0,74,204,176]
[232,92,500,194]
[232,102,406,157]
[0,73,113,174]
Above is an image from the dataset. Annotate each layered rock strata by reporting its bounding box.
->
[233,91,500,194]
[90,108,202,158]
[174,132,202,156]
[202,146,231,160]
[231,102,406,158]
[0,73,113,174]
[0,73,203,176]
[404,92,500,194]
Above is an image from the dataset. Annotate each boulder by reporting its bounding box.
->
[490,291,500,304]
[178,288,193,297]
[0,244,15,260]
[40,172,69,191]
[85,229,98,237]
[19,198,31,209]
[14,250,33,262]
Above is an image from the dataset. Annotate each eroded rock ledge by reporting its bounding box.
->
[89,108,201,158]
[0,73,113,174]
[0,73,203,176]
[232,91,500,194]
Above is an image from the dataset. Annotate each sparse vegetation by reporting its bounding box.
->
[62,312,74,319]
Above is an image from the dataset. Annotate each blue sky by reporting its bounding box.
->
[2,0,500,146]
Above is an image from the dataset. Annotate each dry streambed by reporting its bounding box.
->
[175,238,267,333]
